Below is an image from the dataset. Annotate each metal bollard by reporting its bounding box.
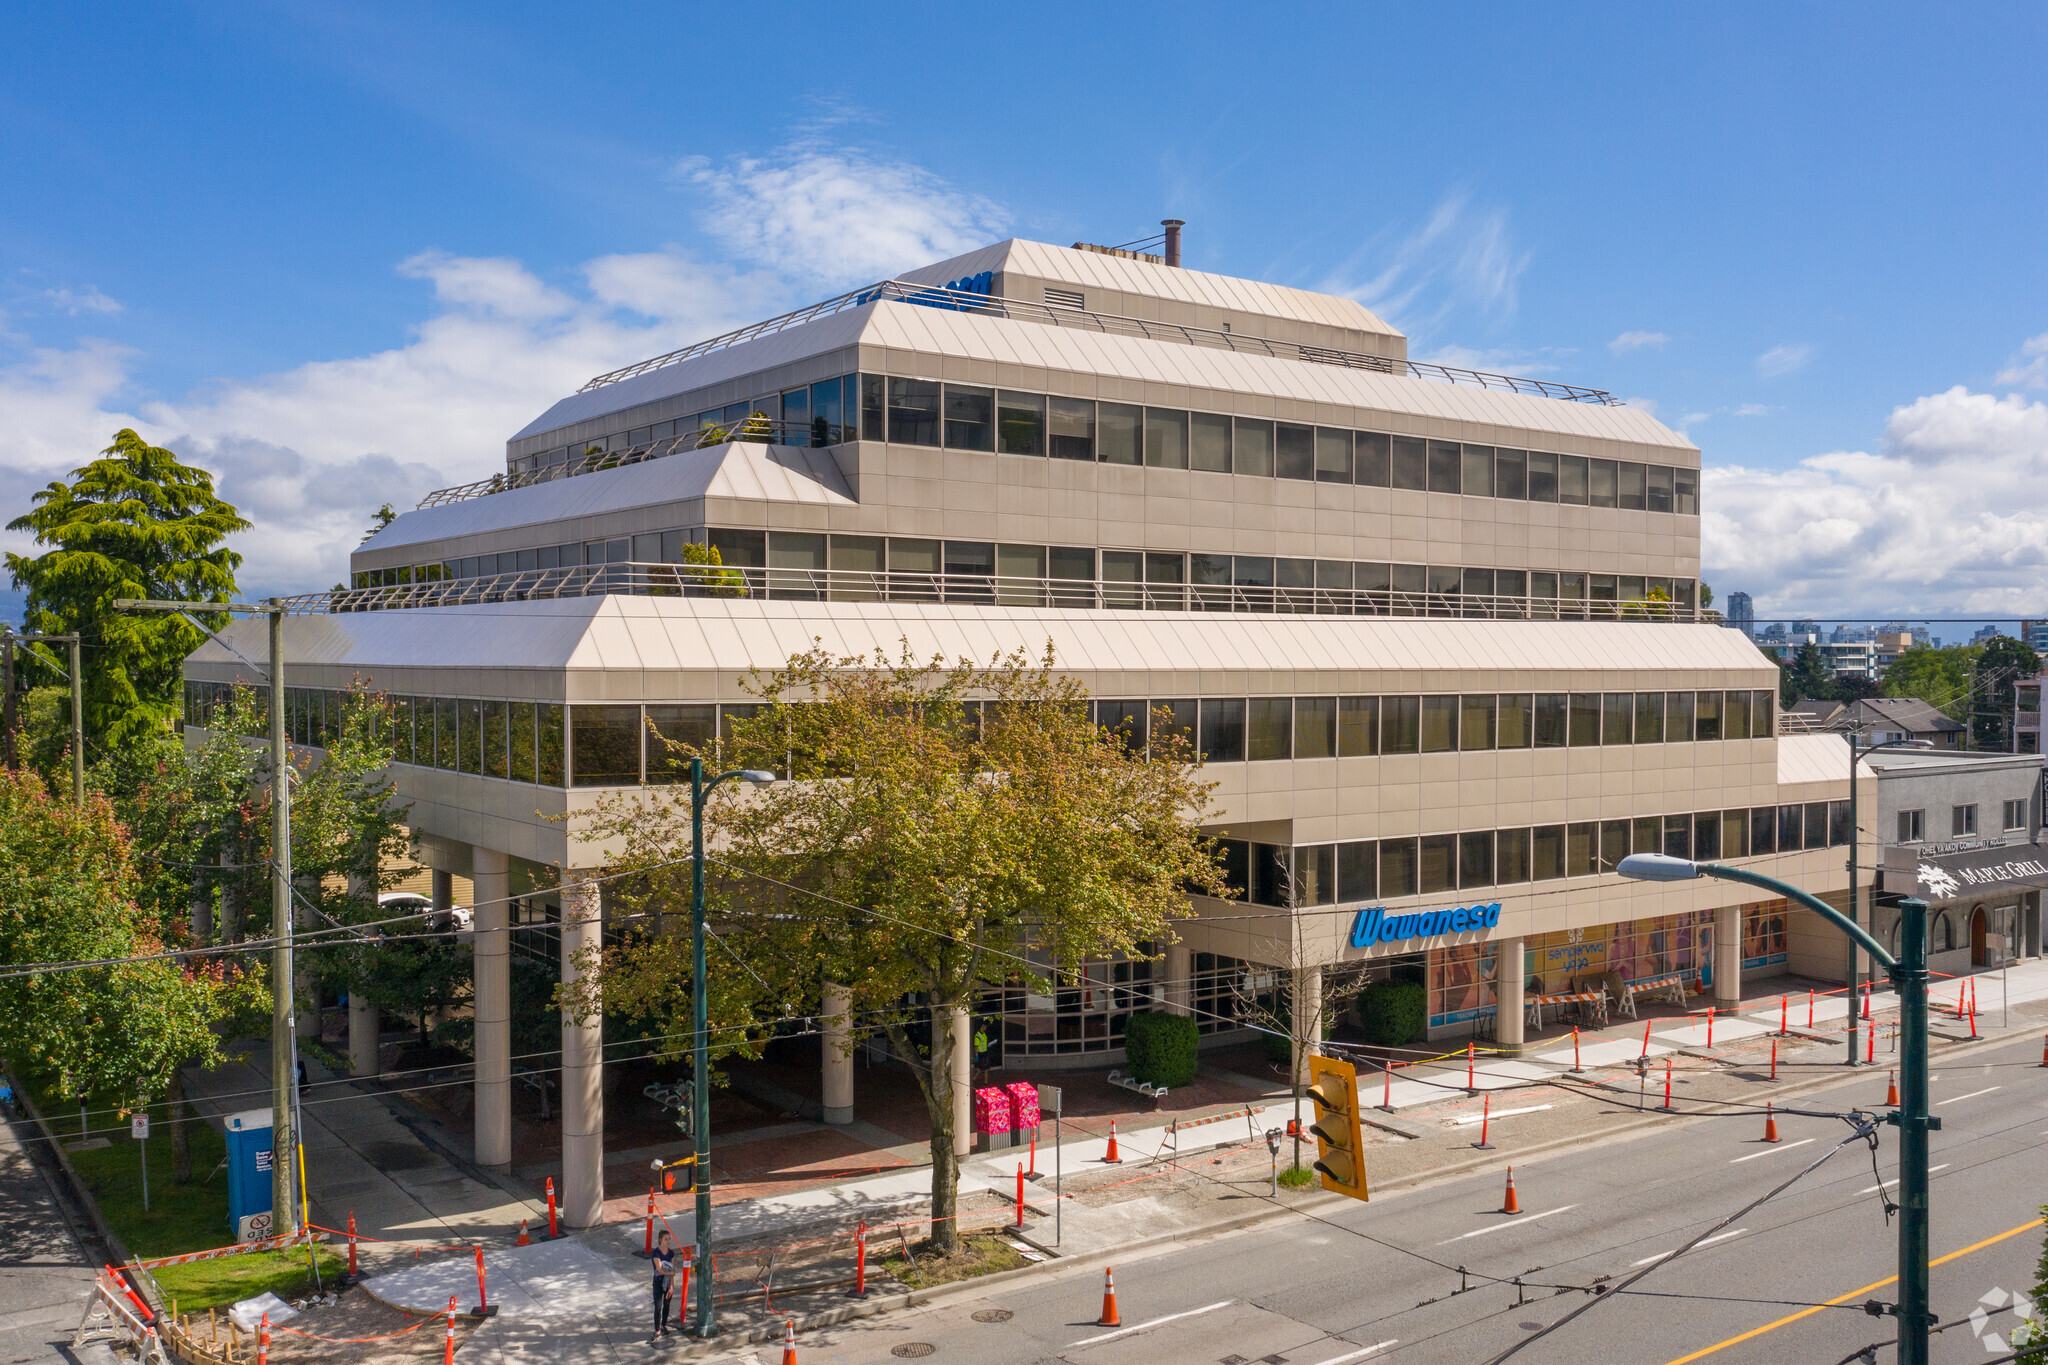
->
[847,1224,867,1299]
[257,1313,270,1365]
[443,1295,457,1365]
[546,1176,559,1239]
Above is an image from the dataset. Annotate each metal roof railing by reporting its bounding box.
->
[415,419,844,509]
[282,562,1705,623]
[576,278,1621,404]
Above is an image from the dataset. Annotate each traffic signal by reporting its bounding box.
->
[1306,1054,1369,1202]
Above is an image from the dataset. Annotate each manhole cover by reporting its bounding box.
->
[971,1309,1014,1323]
[892,1346,937,1359]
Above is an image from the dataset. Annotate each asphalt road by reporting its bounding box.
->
[731,1032,2048,1365]
[0,1105,107,1364]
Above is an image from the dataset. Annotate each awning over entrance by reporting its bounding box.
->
[1880,842,2048,900]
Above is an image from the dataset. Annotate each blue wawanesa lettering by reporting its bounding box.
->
[1347,902,1503,950]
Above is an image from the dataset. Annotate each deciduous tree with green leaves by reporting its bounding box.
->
[6,430,248,750]
[579,643,1227,1251]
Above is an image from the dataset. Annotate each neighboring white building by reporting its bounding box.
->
[183,235,1892,1226]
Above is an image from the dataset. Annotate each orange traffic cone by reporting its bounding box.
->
[1763,1104,1779,1143]
[2040,1033,2048,1068]
[515,1219,531,1246]
[1501,1167,1522,1215]
[1101,1120,1122,1165]
[780,1318,798,1365]
[1886,1071,1900,1107]
[1098,1267,1121,1326]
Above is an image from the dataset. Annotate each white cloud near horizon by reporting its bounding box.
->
[1609,330,1668,354]
[1756,342,1814,378]
[0,145,1005,597]
[1704,383,2048,617]
[1996,332,2048,389]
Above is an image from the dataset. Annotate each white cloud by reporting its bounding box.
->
[1756,342,1814,378]
[1681,411,1711,426]
[1734,403,1771,417]
[0,145,1008,598]
[1608,330,1668,355]
[1318,190,1531,337]
[683,146,1008,287]
[44,287,122,316]
[1996,332,2048,389]
[1704,384,2048,616]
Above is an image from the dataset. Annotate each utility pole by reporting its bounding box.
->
[2,626,15,770]
[12,632,86,805]
[115,596,297,1229]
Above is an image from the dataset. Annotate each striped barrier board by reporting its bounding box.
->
[132,1231,314,1269]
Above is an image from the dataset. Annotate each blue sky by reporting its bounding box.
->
[4,3,2046,622]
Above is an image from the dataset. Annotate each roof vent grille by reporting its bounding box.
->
[1044,286,1085,310]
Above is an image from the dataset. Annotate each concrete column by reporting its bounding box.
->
[432,868,453,914]
[1290,965,1323,1088]
[1495,937,1525,1052]
[472,847,512,1167]
[1714,904,1743,1009]
[821,984,854,1125]
[345,873,380,1078]
[1164,942,1192,1018]
[560,878,605,1228]
[948,1006,972,1158]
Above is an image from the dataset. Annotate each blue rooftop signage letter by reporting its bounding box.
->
[1349,902,1502,949]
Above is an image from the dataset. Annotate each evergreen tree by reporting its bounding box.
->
[6,431,249,750]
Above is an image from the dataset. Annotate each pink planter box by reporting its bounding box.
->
[972,1086,1013,1135]
[1005,1082,1041,1130]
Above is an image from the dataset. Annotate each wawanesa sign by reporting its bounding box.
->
[1348,902,1503,949]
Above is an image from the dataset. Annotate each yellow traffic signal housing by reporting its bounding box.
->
[1306,1054,1369,1202]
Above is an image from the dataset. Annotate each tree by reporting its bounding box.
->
[361,504,397,544]
[1882,645,1976,720]
[580,643,1228,1252]
[1972,637,2040,751]
[0,766,265,1181]
[6,431,249,750]
[1779,642,1835,706]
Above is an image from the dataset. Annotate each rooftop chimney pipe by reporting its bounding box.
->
[1161,219,1184,268]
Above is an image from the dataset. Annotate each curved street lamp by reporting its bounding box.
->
[1618,853,1935,1365]
[1846,734,1933,1066]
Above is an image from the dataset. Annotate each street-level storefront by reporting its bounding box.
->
[1878,842,2048,977]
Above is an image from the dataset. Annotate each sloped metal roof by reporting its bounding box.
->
[360,442,853,554]
[898,238,1401,337]
[189,597,1776,695]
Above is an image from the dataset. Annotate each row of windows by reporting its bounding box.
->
[510,373,1701,514]
[1896,800,2031,842]
[1220,801,1852,907]
[1094,689,1778,761]
[354,527,1701,619]
[186,684,1778,786]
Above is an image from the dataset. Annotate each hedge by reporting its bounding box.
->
[1122,1011,1200,1089]
[1356,980,1428,1047]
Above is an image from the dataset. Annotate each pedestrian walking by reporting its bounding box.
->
[650,1230,676,1341]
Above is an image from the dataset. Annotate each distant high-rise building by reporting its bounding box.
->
[1973,623,2009,645]
[1726,591,1755,638]
[2020,619,2048,652]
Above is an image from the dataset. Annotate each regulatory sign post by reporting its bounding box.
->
[132,1113,150,1212]
[1040,1085,1062,1246]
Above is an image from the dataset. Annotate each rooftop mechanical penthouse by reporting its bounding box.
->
[188,229,1880,1230]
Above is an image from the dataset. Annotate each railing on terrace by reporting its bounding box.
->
[417,419,843,509]
[578,278,1620,402]
[279,562,1707,622]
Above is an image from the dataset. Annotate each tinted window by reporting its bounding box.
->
[1695,690,1723,741]
[571,705,641,786]
[1647,465,1674,513]
[646,704,716,782]
[1600,819,1631,873]
[1380,838,1419,898]
[1567,822,1597,876]
[1726,689,1752,740]
[1459,831,1494,888]
[1589,458,1617,508]
[1339,841,1377,900]
[1693,812,1720,860]
[1189,412,1231,471]
[1496,448,1527,499]
[997,391,1044,455]
[1234,418,1274,476]
[1498,693,1532,748]
[1048,397,1095,460]
[1338,696,1379,756]
[1144,408,1188,468]
[1602,693,1634,745]
[1558,454,1590,505]
[1200,698,1245,763]
[1315,428,1353,483]
[1462,445,1495,497]
[1532,825,1566,879]
[1391,436,1427,490]
[1675,468,1699,515]
[1295,697,1337,759]
[1828,800,1852,846]
[1527,451,1558,502]
[1752,690,1775,737]
[1751,806,1778,854]
[887,378,941,445]
[1247,698,1292,760]
[1420,695,1459,753]
[1276,423,1314,480]
[1569,693,1601,746]
[1666,690,1695,742]
[1617,461,1646,510]
[1427,440,1462,493]
[1355,432,1390,486]
[1461,694,1497,750]
[1383,696,1420,753]
[944,385,994,451]
[1418,834,1457,894]
[1534,693,1568,747]
[1635,692,1665,743]
[1497,828,1530,883]
[1778,804,1802,851]
[1663,814,1691,859]
[860,373,885,440]
[1099,402,1142,465]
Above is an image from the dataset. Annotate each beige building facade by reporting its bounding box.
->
[186,237,1858,1224]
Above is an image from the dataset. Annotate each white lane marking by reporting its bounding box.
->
[1937,1086,2001,1106]
[1068,1299,1234,1347]
[1452,1104,1553,1125]
[1443,1205,1579,1241]
[1310,1342,1400,1365]
[1858,1163,1951,1194]
[1629,1228,1747,1266]
[1730,1138,1815,1163]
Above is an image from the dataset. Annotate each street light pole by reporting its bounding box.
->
[115,596,298,1229]
[5,631,86,805]
[1847,733,1933,1066]
[687,757,775,1341]
[1620,854,1933,1364]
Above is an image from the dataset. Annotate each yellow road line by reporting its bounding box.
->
[1662,1217,2044,1365]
